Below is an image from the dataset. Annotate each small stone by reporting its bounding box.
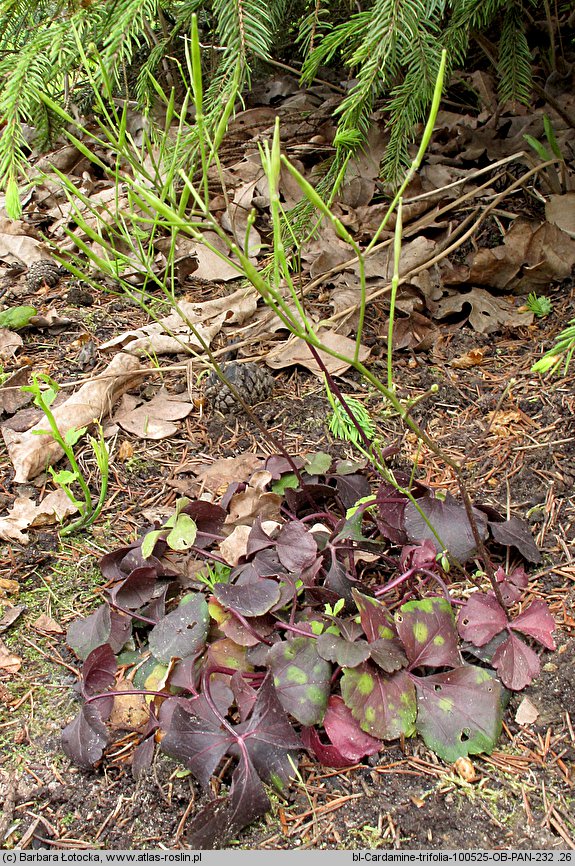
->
[204,361,275,414]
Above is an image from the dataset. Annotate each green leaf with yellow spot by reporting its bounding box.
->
[352,589,407,673]
[267,637,331,726]
[414,665,503,762]
[341,662,416,740]
[396,597,460,670]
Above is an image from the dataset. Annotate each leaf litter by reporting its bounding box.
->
[0,65,574,851]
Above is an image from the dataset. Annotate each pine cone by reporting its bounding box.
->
[204,362,275,414]
[26,260,66,292]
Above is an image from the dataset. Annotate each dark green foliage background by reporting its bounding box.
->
[0,1,567,200]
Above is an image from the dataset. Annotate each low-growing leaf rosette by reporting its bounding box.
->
[59,453,549,847]
[458,592,556,689]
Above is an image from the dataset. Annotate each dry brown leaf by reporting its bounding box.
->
[32,613,65,635]
[431,288,533,333]
[0,369,32,415]
[108,680,150,732]
[221,181,262,256]
[0,490,79,544]
[452,756,477,783]
[515,696,539,725]
[267,329,370,376]
[392,312,439,351]
[0,638,21,673]
[29,310,74,329]
[545,193,575,239]
[0,328,23,362]
[218,524,252,566]
[180,287,258,326]
[450,348,487,368]
[485,408,528,437]
[117,440,135,462]
[0,219,50,264]
[357,236,436,280]
[225,470,282,527]
[469,217,575,292]
[0,604,25,632]
[0,578,20,596]
[100,288,257,355]
[156,232,246,283]
[2,352,144,482]
[193,454,265,498]
[114,388,194,440]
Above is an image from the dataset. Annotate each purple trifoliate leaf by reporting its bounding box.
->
[323,557,355,606]
[264,454,304,479]
[414,665,503,763]
[221,610,275,647]
[206,637,251,673]
[284,484,337,517]
[276,520,318,572]
[169,657,199,692]
[149,593,209,664]
[396,597,461,670]
[495,565,529,605]
[235,672,301,788]
[404,492,488,563]
[61,703,110,768]
[181,500,226,549]
[108,610,132,653]
[267,637,331,726]
[352,589,408,672]
[231,671,257,722]
[340,662,416,740]
[160,702,232,790]
[186,753,270,850]
[131,734,156,779]
[352,589,396,642]
[301,725,353,768]
[492,633,541,690]
[510,600,556,650]
[246,517,277,556]
[109,566,157,609]
[368,639,408,673]
[213,577,281,617]
[81,644,117,697]
[488,516,542,564]
[334,473,371,510]
[323,696,381,762]
[316,633,371,668]
[458,592,508,647]
[99,539,173,581]
[375,481,409,544]
[66,604,112,661]
[400,539,438,571]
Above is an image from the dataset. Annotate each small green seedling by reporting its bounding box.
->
[22,373,109,536]
[326,386,376,445]
[525,293,553,318]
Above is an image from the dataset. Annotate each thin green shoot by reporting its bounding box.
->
[21,373,109,536]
